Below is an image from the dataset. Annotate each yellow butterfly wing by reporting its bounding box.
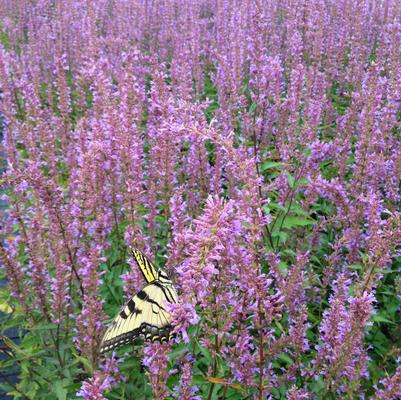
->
[131,247,159,283]
[100,249,178,354]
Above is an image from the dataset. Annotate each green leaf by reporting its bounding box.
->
[264,202,286,214]
[296,177,309,187]
[310,376,326,394]
[194,339,213,365]
[289,203,309,216]
[30,323,59,330]
[72,355,93,371]
[0,29,11,51]
[372,314,396,325]
[381,269,396,274]
[278,261,288,272]
[347,264,362,271]
[260,161,285,172]
[281,216,315,229]
[249,103,257,113]
[0,382,14,395]
[274,319,286,334]
[62,382,82,393]
[273,231,288,243]
[286,173,295,188]
[54,380,67,400]
[277,353,292,365]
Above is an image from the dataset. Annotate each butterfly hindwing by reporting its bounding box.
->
[100,278,178,354]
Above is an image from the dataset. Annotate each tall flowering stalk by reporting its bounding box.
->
[143,342,171,399]
[312,274,375,396]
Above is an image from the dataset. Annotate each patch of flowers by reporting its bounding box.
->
[0,1,400,399]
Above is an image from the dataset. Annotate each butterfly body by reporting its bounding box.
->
[100,248,177,354]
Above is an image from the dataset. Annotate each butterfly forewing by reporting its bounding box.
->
[131,247,159,283]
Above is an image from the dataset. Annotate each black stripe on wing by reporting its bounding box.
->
[119,299,141,319]
[99,322,174,353]
[131,248,159,283]
[137,289,168,311]
[152,281,177,304]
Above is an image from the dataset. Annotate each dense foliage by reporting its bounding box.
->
[0,1,400,399]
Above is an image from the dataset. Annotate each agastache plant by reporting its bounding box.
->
[0,0,400,399]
